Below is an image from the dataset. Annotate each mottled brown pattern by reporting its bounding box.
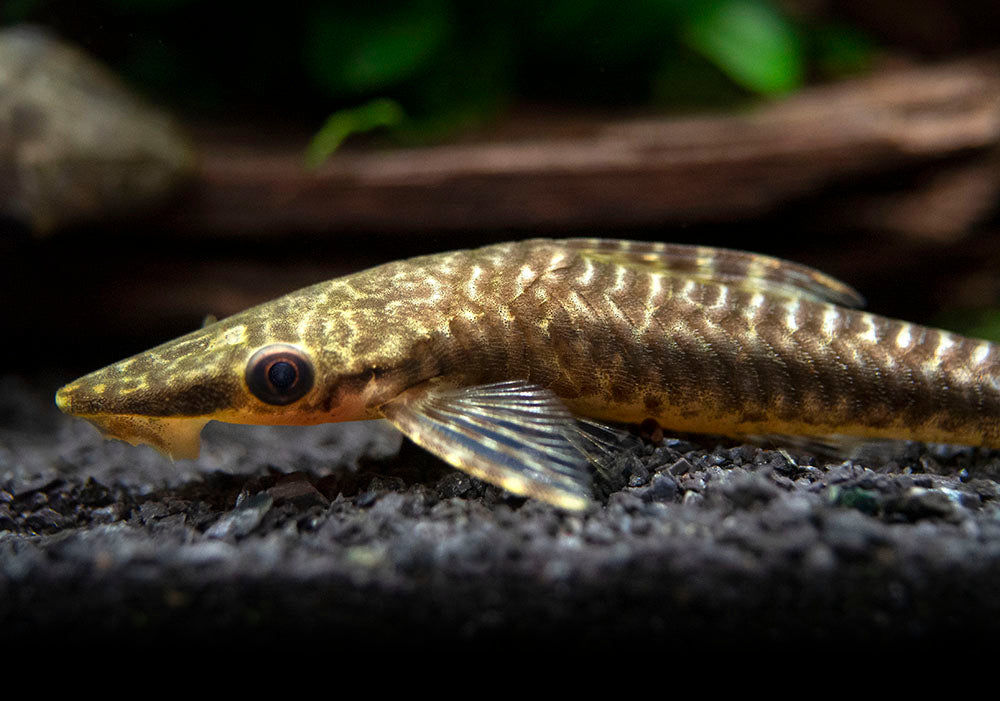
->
[58,238,1000,451]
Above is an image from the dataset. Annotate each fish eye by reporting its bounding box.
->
[245,344,314,405]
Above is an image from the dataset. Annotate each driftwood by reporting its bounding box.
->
[160,55,1000,240]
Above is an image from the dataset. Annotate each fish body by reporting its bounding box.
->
[56,239,1000,509]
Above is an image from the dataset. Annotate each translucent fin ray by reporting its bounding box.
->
[380,380,595,510]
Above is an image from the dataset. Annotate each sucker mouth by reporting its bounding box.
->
[75,413,211,460]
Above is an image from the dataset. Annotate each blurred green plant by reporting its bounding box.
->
[2,0,878,149]
[304,1,453,95]
[683,0,803,95]
[937,309,1000,343]
[305,98,405,168]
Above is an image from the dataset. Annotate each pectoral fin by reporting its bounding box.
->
[380,380,595,510]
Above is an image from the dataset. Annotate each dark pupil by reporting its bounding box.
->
[268,361,297,389]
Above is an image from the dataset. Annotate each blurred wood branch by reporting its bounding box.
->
[161,55,1000,241]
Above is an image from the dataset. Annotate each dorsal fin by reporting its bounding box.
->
[563,238,865,308]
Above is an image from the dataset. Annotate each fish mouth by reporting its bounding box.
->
[63,407,210,461]
[55,381,212,459]
[55,384,74,414]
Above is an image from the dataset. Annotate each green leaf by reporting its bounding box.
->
[305,1,452,96]
[651,49,749,109]
[394,32,512,143]
[304,98,405,169]
[683,0,803,95]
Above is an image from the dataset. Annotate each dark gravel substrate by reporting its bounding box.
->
[3,374,1000,645]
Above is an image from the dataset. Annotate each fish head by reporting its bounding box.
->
[55,279,425,459]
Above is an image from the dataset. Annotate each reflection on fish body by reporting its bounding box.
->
[55,239,1000,510]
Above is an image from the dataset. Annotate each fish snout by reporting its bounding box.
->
[55,384,75,414]
[54,378,112,416]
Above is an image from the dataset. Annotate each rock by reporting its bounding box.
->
[643,473,679,503]
[24,506,70,532]
[205,492,273,539]
[0,25,196,232]
[667,457,694,476]
[266,473,329,509]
